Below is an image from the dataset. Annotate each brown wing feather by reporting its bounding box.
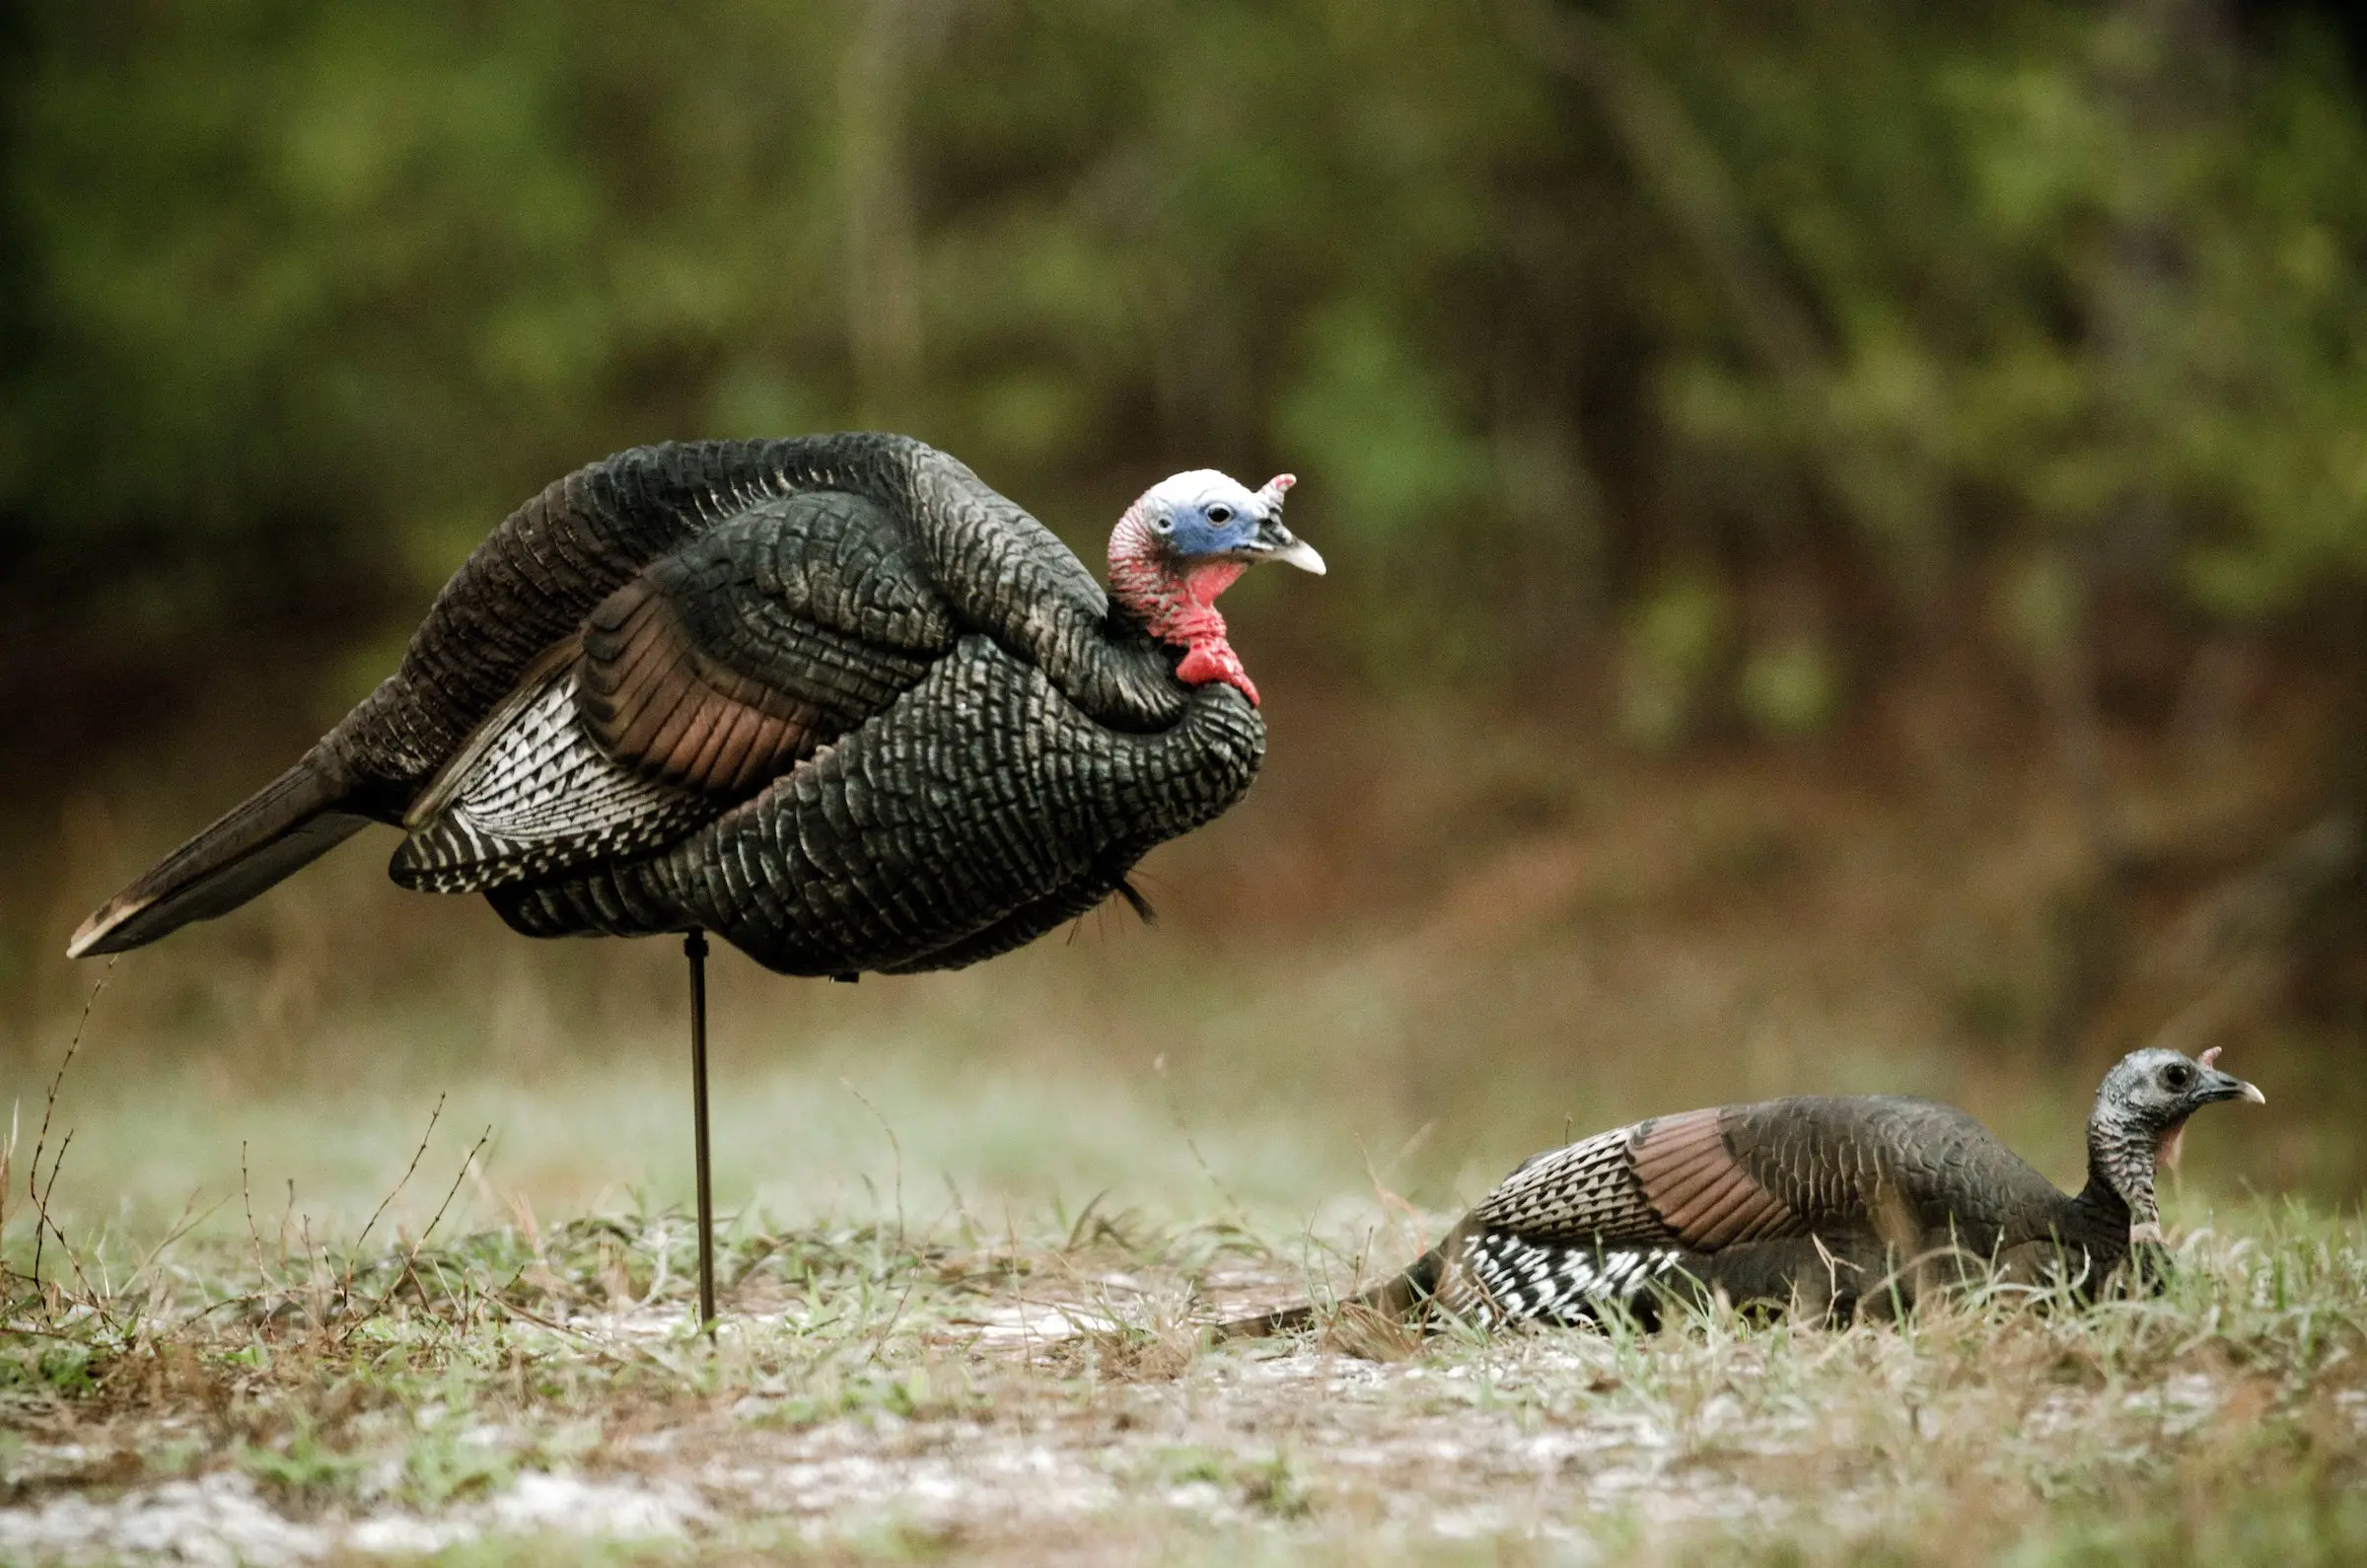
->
[1687,1172,1773,1248]
[1645,1145,1740,1209]
[578,581,824,796]
[1631,1108,1803,1250]
[708,704,767,791]
[671,692,734,780]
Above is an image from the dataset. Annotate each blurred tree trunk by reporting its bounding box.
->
[1510,0,1852,717]
[840,0,940,422]
[2043,0,2235,1056]
[1505,1,1822,384]
[2027,547,2120,1057]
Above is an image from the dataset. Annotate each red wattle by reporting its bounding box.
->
[1106,499,1261,706]
[1182,560,1248,606]
[1177,642,1259,706]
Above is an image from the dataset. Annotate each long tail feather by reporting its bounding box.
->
[1211,1246,1447,1341]
[67,752,369,958]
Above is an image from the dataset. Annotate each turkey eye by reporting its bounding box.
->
[2163,1065,2192,1091]
[1153,516,1173,533]
[1206,505,1233,525]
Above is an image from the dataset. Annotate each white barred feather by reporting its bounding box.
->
[1474,1124,1652,1240]
[1461,1232,1684,1325]
[393,666,715,891]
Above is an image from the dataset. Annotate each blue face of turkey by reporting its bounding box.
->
[1137,470,1325,572]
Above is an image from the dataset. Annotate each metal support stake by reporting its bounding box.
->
[685,928,716,1333]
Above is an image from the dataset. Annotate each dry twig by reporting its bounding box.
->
[21,960,115,1299]
[841,1077,905,1245]
[344,1093,447,1299]
[339,1125,492,1338]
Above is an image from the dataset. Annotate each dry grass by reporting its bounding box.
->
[2,1177,2362,1564]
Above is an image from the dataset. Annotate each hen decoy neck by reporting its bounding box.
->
[1229,1046,2262,1338]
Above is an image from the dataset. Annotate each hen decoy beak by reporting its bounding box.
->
[2199,1071,2266,1105]
[1234,472,1322,573]
[2194,1044,2266,1105]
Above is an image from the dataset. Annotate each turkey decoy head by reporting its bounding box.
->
[2087,1045,2263,1245]
[1108,468,1324,706]
[1142,470,1325,574]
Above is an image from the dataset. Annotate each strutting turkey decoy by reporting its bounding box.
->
[69,433,1325,1323]
[1228,1046,2262,1338]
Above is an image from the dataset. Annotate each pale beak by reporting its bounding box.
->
[2201,1069,2266,1105]
[1249,514,1326,575]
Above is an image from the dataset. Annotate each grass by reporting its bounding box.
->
[3,1097,2364,1565]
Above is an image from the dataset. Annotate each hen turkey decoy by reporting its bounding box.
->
[70,433,1324,1322]
[1231,1046,2261,1337]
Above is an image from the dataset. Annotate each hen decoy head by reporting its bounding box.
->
[2089,1044,2263,1244]
[1107,468,1323,706]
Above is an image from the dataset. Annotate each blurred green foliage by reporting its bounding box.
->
[6,0,2366,713]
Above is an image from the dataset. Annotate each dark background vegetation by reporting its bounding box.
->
[6,0,2367,1224]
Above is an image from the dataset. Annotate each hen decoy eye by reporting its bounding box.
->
[1206,505,1232,524]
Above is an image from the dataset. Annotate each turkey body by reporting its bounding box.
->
[1421,1094,2131,1327]
[1232,1048,2261,1337]
[72,435,1267,974]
